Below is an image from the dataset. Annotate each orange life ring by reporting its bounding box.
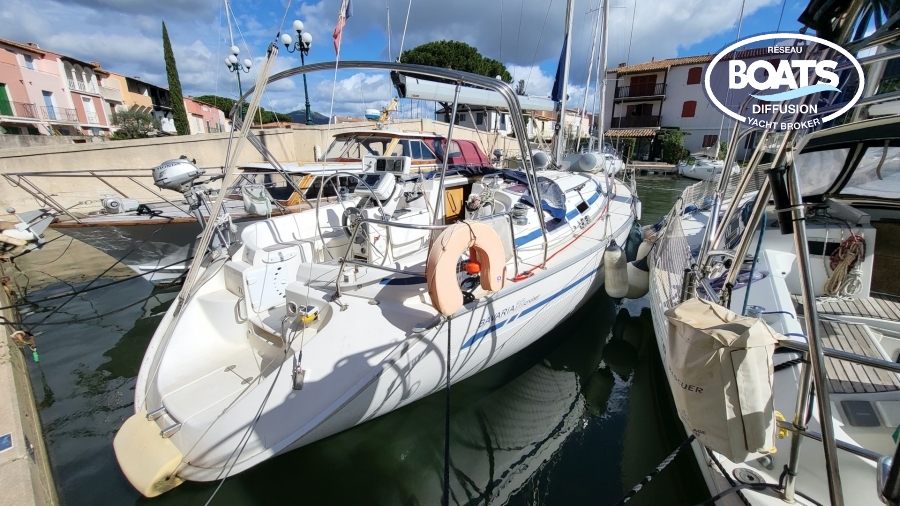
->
[427,221,507,316]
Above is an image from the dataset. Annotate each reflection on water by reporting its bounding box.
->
[21,176,706,505]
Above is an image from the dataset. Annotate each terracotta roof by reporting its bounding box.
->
[0,38,48,56]
[610,55,714,75]
[608,48,777,76]
[604,128,658,138]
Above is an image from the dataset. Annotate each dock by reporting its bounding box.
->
[627,162,678,177]
[0,282,58,506]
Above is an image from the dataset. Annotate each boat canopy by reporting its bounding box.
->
[795,116,900,203]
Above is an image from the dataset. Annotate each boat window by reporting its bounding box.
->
[432,140,462,160]
[324,135,392,160]
[795,148,849,196]
[842,146,900,199]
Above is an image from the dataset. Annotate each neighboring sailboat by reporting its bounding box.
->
[646,3,900,505]
[112,1,639,496]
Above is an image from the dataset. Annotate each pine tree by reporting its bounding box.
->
[162,21,190,136]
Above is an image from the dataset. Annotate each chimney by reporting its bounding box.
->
[651,57,655,62]
[26,42,39,48]
[618,62,626,67]
[90,61,101,67]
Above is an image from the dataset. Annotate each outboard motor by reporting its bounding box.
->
[153,157,205,193]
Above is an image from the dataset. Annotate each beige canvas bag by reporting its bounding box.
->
[664,297,783,463]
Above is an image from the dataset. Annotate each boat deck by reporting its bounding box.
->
[793,292,900,323]
[818,320,900,394]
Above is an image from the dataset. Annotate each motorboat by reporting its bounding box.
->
[677,153,740,181]
[5,130,490,284]
[111,25,639,497]
[645,4,900,504]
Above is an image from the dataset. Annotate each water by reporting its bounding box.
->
[19,176,705,505]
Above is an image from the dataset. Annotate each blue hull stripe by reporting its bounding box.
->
[460,266,600,349]
[380,276,427,285]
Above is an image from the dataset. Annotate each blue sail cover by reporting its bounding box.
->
[520,176,567,220]
[551,40,567,102]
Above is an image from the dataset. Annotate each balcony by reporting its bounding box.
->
[614,83,666,99]
[610,115,662,128]
[40,106,79,123]
[68,78,98,94]
[99,85,123,103]
[0,100,39,119]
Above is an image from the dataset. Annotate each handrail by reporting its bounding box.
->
[778,340,900,374]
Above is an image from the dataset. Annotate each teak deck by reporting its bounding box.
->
[793,292,900,323]
[818,320,900,394]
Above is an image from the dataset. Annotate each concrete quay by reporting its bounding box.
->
[0,288,58,506]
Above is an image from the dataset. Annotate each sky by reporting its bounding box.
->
[0,0,809,119]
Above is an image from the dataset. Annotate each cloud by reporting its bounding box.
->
[2,0,782,121]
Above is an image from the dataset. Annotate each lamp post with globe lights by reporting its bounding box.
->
[281,20,314,125]
[224,45,252,119]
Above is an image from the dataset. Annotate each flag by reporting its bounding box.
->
[332,0,353,56]
[550,39,567,102]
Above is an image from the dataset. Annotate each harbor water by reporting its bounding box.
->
[14,177,705,505]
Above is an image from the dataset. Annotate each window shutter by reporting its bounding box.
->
[681,101,697,117]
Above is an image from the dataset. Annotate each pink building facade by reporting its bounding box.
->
[184,96,228,135]
[0,38,112,136]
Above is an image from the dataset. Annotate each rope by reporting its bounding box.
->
[613,434,696,506]
[823,234,864,297]
[774,357,805,372]
[442,317,452,506]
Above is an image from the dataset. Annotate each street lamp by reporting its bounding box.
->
[281,20,313,125]
[225,45,252,119]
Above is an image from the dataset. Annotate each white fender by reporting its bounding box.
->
[427,221,506,316]
[625,257,650,299]
[603,239,628,298]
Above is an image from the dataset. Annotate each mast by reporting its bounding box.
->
[551,0,576,161]
[597,0,610,154]
[224,0,235,47]
[574,0,602,152]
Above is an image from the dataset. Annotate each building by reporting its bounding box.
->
[435,106,514,136]
[0,39,83,135]
[603,49,770,161]
[184,96,227,134]
[58,54,113,136]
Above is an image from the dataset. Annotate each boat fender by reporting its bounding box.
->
[427,221,506,316]
[625,256,650,299]
[624,222,643,262]
[603,239,628,299]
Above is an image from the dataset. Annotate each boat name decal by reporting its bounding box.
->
[477,295,539,328]
[704,33,864,132]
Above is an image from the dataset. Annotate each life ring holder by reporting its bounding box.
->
[427,221,507,316]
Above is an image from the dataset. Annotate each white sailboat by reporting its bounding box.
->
[646,3,900,505]
[112,3,640,497]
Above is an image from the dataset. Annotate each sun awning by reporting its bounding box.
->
[604,128,658,138]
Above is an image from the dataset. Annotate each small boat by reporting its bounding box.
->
[646,7,900,503]
[112,3,640,494]
[677,153,740,181]
[6,130,490,284]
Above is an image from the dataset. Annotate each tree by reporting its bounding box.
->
[162,21,190,135]
[718,140,728,160]
[515,79,526,95]
[399,41,512,82]
[111,109,160,139]
[659,129,687,164]
[193,95,292,124]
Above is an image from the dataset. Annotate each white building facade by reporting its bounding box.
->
[603,49,771,161]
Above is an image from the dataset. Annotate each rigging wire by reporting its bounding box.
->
[526,0,555,92]
[397,0,413,61]
[625,0,638,65]
[499,0,504,65]
[776,0,788,31]
[513,0,525,81]
[386,1,392,62]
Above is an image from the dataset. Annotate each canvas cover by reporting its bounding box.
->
[664,297,783,462]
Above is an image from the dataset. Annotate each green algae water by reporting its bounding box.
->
[19,176,705,505]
